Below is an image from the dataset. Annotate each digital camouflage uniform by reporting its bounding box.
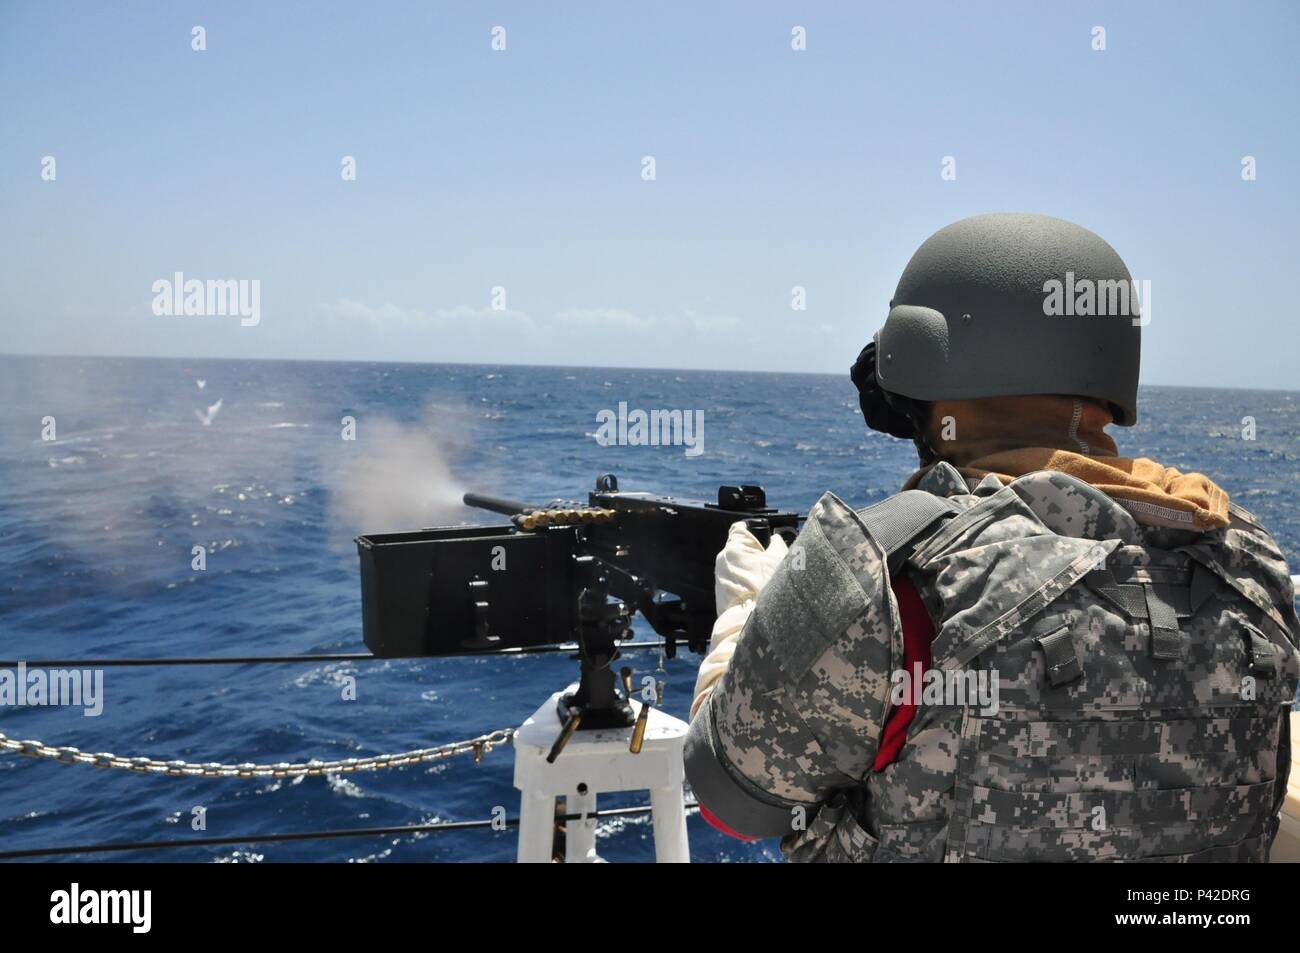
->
[684,463,1300,862]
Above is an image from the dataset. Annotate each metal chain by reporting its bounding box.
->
[0,727,515,779]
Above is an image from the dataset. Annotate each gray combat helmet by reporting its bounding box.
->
[873,213,1142,425]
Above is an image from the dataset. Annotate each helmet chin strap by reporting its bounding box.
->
[899,398,937,465]
[910,424,937,466]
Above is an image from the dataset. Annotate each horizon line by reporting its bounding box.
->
[0,349,1296,396]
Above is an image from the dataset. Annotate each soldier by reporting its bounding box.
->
[684,213,1300,862]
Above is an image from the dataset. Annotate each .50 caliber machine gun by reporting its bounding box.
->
[356,473,801,756]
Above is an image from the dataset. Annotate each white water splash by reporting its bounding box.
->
[195,398,223,426]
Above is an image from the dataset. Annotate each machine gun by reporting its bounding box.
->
[356,473,801,752]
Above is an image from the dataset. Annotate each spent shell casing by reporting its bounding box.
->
[629,703,651,754]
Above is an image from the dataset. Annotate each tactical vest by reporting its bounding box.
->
[782,465,1300,863]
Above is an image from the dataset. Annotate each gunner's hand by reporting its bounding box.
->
[691,522,788,720]
[714,520,789,616]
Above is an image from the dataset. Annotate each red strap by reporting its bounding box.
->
[873,576,934,772]
[698,803,760,842]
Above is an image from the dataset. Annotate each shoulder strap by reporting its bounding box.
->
[856,490,960,570]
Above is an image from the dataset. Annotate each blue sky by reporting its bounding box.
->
[2,1,1297,388]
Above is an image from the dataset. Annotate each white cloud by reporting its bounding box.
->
[315,299,737,339]
[680,308,741,333]
[433,304,531,324]
[553,307,649,329]
[321,299,427,324]
[553,305,740,333]
[317,300,531,325]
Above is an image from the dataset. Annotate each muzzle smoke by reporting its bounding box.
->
[329,418,467,534]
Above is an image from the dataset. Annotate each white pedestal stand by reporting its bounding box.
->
[512,689,691,863]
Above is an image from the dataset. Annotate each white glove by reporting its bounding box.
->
[690,522,789,720]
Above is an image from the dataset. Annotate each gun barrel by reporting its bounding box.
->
[463,491,536,517]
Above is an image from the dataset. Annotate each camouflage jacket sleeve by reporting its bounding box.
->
[683,492,901,838]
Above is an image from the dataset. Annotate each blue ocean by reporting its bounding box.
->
[1,354,1297,863]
